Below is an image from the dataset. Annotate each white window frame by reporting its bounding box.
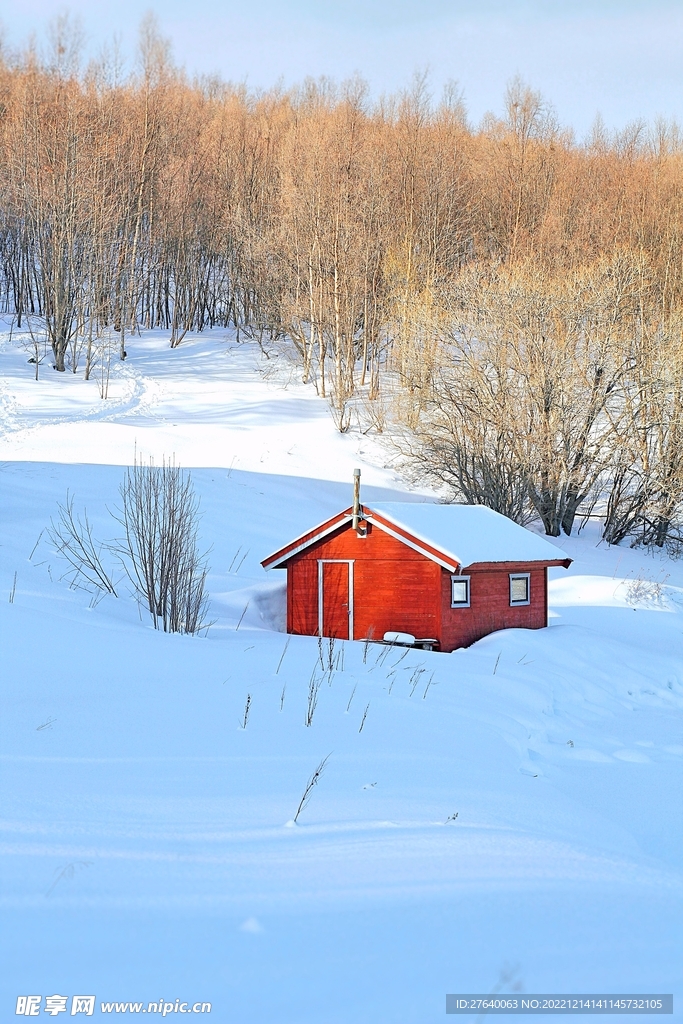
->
[450,575,471,608]
[509,572,531,606]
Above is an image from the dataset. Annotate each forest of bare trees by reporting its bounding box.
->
[1,17,682,549]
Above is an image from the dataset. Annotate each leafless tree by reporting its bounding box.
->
[47,492,118,595]
[0,35,682,543]
[603,319,683,551]
[115,456,210,633]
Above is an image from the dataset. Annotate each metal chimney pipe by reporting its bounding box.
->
[352,468,361,530]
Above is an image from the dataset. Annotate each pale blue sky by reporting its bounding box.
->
[3,0,682,136]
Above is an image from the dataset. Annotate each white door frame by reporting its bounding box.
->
[317,559,354,640]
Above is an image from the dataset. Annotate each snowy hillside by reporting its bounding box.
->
[1,326,682,1022]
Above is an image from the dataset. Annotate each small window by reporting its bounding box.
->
[451,575,470,608]
[509,573,531,606]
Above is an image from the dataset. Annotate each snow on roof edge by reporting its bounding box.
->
[367,502,570,568]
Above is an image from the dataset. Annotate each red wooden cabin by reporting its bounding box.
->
[262,490,571,653]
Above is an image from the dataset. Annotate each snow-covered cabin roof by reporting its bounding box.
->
[262,501,570,571]
[367,503,569,568]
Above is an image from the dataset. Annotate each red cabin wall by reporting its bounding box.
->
[354,555,441,642]
[287,558,318,636]
[286,521,441,642]
[440,563,548,651]
[284,521,551,652]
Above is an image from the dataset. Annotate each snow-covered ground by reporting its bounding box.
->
[1,326,682,1022]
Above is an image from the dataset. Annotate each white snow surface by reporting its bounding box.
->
[1,324,682,1022]
[367,501,570,567]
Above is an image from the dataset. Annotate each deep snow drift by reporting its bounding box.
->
[1,326,682,1022]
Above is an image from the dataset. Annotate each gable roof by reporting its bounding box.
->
[262,501,571,571]
[368,503,570,568]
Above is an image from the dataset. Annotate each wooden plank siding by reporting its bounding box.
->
[320,561,352,639]
[287,558,318,636]
[277,516,561,652]
[286,521,440,642]
[354,557,441,643]
[440,564,548,651]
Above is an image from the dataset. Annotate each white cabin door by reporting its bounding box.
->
[318,560,353,640]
